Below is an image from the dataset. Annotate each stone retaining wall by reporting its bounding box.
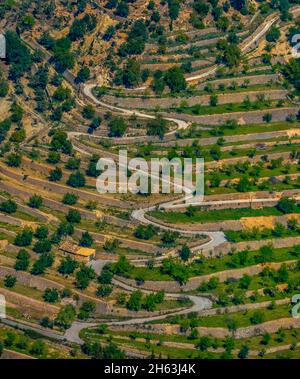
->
[115,260,296,292]
[0,163,131,209]
[0,266,109,314]
[0,178,132,229]
[214,236,300,255]
[109,316,300,339]
[0,287,59,318]
[196,74,279,90]
[101,89,287,110]
[160,107,300,126]
[146,213,300,233]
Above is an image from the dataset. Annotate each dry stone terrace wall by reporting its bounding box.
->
[167,27,218,40]
[101,90,288,110]
[134,128,300,148]
[141,58,214,71]
[0,180,132,228]
[0,287,59,318]
[144,214,241,232]
[0,195,51,223]
[0,350,34,359]
[0,193,156,253]
[156,188,300,213]
[0,266,110,314]
[166,37,220,53]
[0,214,23,227]
[141,53,192,65]
[114,260,296,292]
[93,123,300,147]
[124,317,300,339]
[0,163,133,209]
[198,298,290,317]
[72,228,163,254]
[160,107,300,126]
[204,189,300,202]
[206,150,294,168]
[214,235,300,256]
[20,156,96,187]
[109,305,187,319]
[233,318,300,339]
[0,211,156,255]
[196,74,279,90]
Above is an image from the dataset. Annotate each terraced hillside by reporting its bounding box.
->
[0,0,300,360]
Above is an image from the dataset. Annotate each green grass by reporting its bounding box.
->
[123,246,300,283]
[83,325,300,355]
[197,271,300,298]
[0,280,44,301]
[158,303,292,328]
[80,322,300,359]
[149,206,286,224]
[80,328,220,359]
[102,83,281,100]
[0,324,81,359]
[234,328,300,351]
[225,225,300,243]
[166,99,286,116]
[180,121,299,139]
[207,178,300,196]
[265,346,300,358]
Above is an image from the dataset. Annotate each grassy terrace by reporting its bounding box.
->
[196,270,300,298]
[206,179,300,196]
[154,303,293,328]
[80,329,220,359]
[225,225,300,242]
[0,280,44,301]
[130,138,300,165]
[148,207,292,224]
[208,142,300,163]
[266,346,300,358]
[81,121,299,149]
[161,100,289,116]
[179,121,300,139]
[119,246,300,282]
[0,231,15,243]
[165,32,223,47]
[37,205,141,243]
[203,68,275,81]
[83,326,300,355]
[80,322,300,358]
[139,52,216,65]
[102,83,282,99]
[0,324,81,359]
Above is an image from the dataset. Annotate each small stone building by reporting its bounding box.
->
[59,241,96,263]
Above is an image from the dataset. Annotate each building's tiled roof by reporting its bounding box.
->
[60,241,95,257]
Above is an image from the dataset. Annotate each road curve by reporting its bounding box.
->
[83,84,190,134]
[64,278,212,344]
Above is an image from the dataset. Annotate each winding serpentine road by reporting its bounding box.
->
[64,13,300,344]
[75,9,298,253]
[5,12,293,346]
[68,12,286,253]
